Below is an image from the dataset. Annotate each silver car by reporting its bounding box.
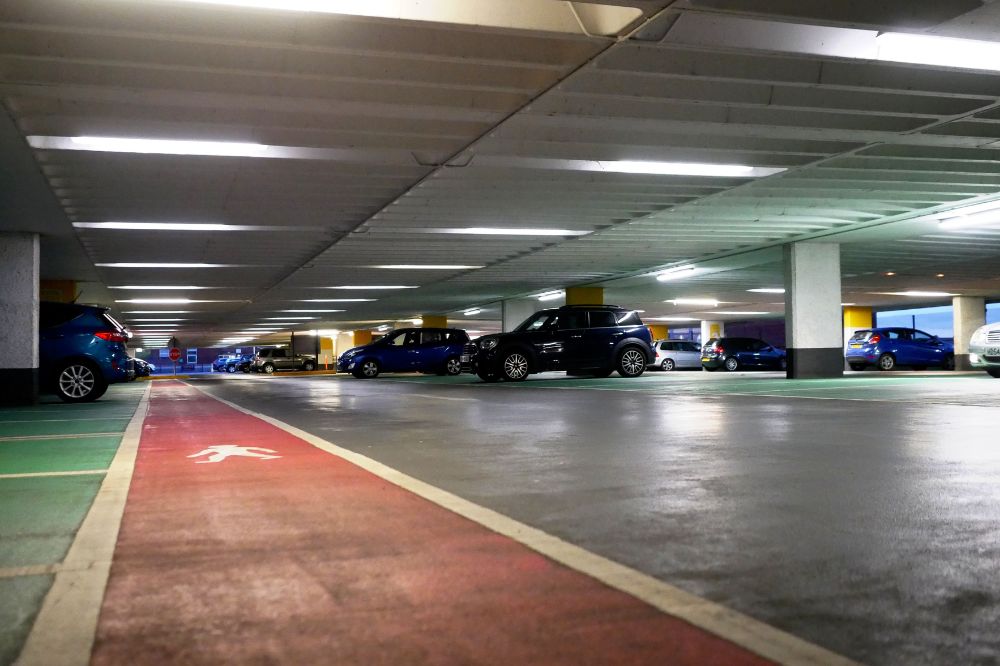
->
[651,339,702,371]
[969,323,1000,378]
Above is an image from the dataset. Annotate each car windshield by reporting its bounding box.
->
[850,330,874,342]
[514,312,557,332]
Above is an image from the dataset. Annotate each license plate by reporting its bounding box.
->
[460,355,471,363]
[988,347,1000,355]
[701,357,711,362]
[849,343,862,348]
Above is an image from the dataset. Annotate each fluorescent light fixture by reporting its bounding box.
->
[279,309,345,313]
[715,311,769,315]
[109,286,210,290]
[124,310,192,314]
[668,298,719,307]
[655,266,696,282]
[263,316,315,320]
[258,322,295,326]
[97,263,233,268]
[115,299,230,304]
[68,136,268,157]
[425,227,591,237]
[134,348,144,353]
[747,288,786,294]
[876,32,1000,73]
[299,299,375,303]
[74,222,256,231]
[128,318,188,322]
[370,265,482,270]
[410,318,424,325]
[599,160,758,177]
[463,308,483,316]
[325,285,418,290]
[537,290,565,302]
[888,291,956,298]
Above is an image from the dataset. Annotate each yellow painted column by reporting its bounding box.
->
[352,330,373,347]
[39,280,76,303]
[565,286,603,305]
[843,306,873,329]
[648,324,669,340]
[422,315,447,328]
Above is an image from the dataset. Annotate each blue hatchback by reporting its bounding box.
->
[846,328,954,371]
[40,301,134,402]
[337,328,470,378]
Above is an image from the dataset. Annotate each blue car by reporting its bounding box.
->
[701,337,786,372]
[40,301,134,402]
[846,328,954,371]
[337,327,470,378]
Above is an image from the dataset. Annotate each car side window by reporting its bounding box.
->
[557,311,588,330]
[403,331,420,346]
[659,341,671,351]
[679,341,698,352]
[750,340,768,351]
[588,311,616,328]
[616,311,642,326]
[387,332,408,346]
[912,330,933,342]
[421,330,444,345]
[272,348,287,358]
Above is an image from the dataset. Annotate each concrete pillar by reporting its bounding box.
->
[502,298,541,332]
[352,330,373,347]
[565,286,603,305]
[700,320,724,344]
[953,296,986,370]
[422,315,447,328]
[648,324,669,341]
[784,242,843,378]
[843,306,873,347]
[0,233,40,404]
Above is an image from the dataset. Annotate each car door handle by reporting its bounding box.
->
[570,334,583,339]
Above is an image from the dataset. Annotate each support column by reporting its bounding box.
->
[502,298,541,332]
[784,242,843,378]
[953,296,986,370]
[0,233,40,404]
[648,324,669,341]
[565,286,603,305]
[843,306,873,371]
[422,315,447,328]
[700,320,724,344]
[352,330,373,347]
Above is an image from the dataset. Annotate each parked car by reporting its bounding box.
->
[970,323,1000,378]
[133,357,155,377]
[250,348,317,374]
[650,339,702,371]
[463,305,653,382]
[224,354,254,374]
[846,328,954,371]
[701,337,786,372]
[212,354,235,372]
[39,301,134,402]
[337,328,470,378]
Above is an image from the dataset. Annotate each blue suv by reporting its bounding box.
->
[463,305,653,382]
[846,328,954,371]
[338,327,470,378]
[40,302,134,402]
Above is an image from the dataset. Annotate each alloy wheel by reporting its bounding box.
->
[620,349,645,376]
[362,361,380,378]
[445,357,462,375]
[725,357,739,372]
[502,353,528,380]
[661,359,675,372]
[59,364,96,399]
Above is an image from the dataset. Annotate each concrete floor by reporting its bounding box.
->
[194,370,1000,666]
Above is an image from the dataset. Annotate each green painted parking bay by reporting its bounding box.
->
[0,435,122,475]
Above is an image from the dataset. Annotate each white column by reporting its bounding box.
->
[700,320,724,344]
[0,233,40,403]
[502,298,544,332]
[953,296,986,370]
[784,242,843,378]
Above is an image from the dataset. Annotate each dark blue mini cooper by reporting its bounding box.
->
[337,327,470,378]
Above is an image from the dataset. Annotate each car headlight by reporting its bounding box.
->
[480,338,498,351]
[971,327,988,345]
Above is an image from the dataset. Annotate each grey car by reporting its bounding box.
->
[250,347,317,374]
[969,323,1000,378]
[650,339,702,371]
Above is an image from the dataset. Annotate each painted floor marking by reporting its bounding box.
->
[187,444,280,463]
[0,564,61,579]
[16,383,151,666]
[0,433,123,442]
[190,381,858,666]
[0,417,132,424]
[0,469,107,480]
[405,392,478,402]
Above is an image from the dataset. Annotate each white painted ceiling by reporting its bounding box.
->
[2,0,1000,345]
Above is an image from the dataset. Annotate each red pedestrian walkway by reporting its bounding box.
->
[93,381,772,664]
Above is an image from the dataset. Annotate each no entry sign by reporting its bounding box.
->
[168,347,182,362]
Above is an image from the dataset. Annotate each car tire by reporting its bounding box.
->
[353,359,380,379]
[616,347,646,378]
[55,361,108,403]
[242,366,251,373]
[262,363,276,374]
[444,356,462,376]
[987,369,1000,378]
[724,356,739,372]
[877,354,896,371]
[661,358,675,372]
[778,357,787,371]
[849,363,866,371]
[942,355,955,371]
[302,361,316,371]
[591,367,613,378]
[227,365,237,373]
[500,350,529,381]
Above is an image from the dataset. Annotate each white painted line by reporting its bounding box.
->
[190,382,857,666]
[16,383,150,666]
[0,470,106,480]
[0,564,60,579]
[406,393,478,402]
[0,433,123,442]
[0,418,132,424]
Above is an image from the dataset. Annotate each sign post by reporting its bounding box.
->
[169,347,181,375]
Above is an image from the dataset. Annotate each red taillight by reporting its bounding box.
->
[713,345,724,354]
[868,334,881,344]
[95,331,127,343]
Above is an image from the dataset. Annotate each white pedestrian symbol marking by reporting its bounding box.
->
[188,444,280,464]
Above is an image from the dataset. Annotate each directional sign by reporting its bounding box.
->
[188,444,281,464]
[168,347,181,362]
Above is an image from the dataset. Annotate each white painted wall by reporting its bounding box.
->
[502,298,550,332]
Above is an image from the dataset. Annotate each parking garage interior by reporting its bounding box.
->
[3,1,1000,664]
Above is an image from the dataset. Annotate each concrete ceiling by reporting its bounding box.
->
[2,0,1000,346]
